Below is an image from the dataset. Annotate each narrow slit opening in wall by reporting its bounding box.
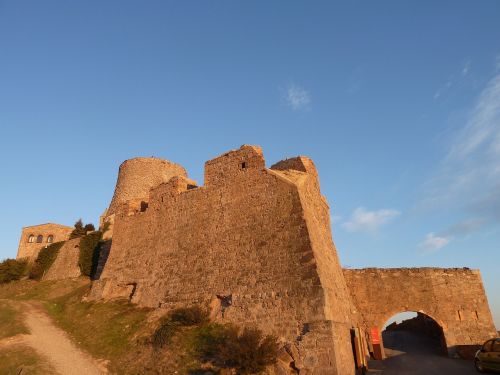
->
[475,311,479,320]
[457,310,462,321]
[240,162,246,169]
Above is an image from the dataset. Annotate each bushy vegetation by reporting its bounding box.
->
[78,232,102,277]
[0,258,28,284]
[192,324,278,374]
[151,305,277,373]
[29,242,65,280]
[69,219,95,239]
[152,306,209,348]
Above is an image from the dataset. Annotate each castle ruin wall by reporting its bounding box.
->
[343,268,497,355]
[90,145,355,374]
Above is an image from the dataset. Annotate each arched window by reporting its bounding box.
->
[47,235,54,243]
[28,234,35,243]
[36,235,43,243]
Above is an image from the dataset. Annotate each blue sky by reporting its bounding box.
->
[0,1,499,328]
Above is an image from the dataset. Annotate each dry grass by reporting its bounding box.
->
[0,300,28,340]
[0,344,56,375]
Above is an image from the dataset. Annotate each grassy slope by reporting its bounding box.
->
[0,345,56,375]
[0,300,28,339]
[0,279,206,375]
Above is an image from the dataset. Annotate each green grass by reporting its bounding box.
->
[0,345,56,375]
[0,278,151,374]
[0,300,28,339]
[44,284,149,361]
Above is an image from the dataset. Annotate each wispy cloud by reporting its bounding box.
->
[419,232,451,253]
[434,80,452,100]
[433,59,472,100]
[462,60,471,76]
[421,68,500,243]
[284,84,311,110]
[343,207,400,233]
[419,218,485,254]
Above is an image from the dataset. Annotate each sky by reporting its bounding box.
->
[0,1,499,328]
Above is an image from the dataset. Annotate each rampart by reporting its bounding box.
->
[43,238,82,281]
[90,145,356,374]
[343,268,497,354]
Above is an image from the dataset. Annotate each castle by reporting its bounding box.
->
[17,145,497,374]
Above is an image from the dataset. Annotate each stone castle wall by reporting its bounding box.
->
[90,145,356,374]
[343,268,497,354]
[16,223,73,260]
[43,238,82,281]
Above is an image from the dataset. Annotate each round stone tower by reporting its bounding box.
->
[107,157,187,215]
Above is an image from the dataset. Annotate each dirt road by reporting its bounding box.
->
[368,331,478,375]
[9,302,104,375]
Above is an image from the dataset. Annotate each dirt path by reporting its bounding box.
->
[18,301,104,375]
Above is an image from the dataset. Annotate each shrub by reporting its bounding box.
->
[152,318,178,348]
[0,258,28,284]
[78,232,102,277]
[169,306,209,326]
[70,219,95,239]
[29,242,65,280]
[193,325,278,374]
[151,306,210,349]
[83,223,95,232]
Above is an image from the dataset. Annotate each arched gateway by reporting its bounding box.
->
[344,268,497,356]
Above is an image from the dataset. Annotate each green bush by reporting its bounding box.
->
[152,318,178,349]
[169,306,209,326]
[29,242,65,280]
[78,232,102,277]
[0,258,28,284]
[193,325,278,374]
[152,306,210,349]
[70,219,95,239]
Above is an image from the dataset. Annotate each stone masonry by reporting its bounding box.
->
[343,268,497,355]
[16,223,73,260]
[90,145,357,374]
[17,145,498,374]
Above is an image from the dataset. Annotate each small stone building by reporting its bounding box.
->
[16,223,73,260]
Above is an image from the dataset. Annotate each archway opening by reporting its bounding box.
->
[381,311,447,359]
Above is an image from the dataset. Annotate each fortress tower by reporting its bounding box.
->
[100,157,187,238]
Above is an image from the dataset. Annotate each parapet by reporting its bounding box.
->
[271,156,318,176]
[204,145,265,186]
[107,157,187,215]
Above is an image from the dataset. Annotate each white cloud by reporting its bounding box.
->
[424,71,500,217]
[285,84,311,110]
[462,60,471,76]
[342,207,400,233]
[419,233,451,252]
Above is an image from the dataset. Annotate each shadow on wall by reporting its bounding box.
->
[92,240,112,281]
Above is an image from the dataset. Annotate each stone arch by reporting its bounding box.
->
[343,268,498,356]
[379,309,448,355]
[28,234,35,243]
[36,234,43,243]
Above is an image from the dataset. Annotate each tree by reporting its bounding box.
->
[70,219,88,239]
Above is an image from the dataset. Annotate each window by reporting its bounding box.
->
[36,235,43,243]
[28,234,35,243]
[483,340,494,352]
[47,235,54,243]
[493,340,500,353]
[240,162,247,169]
